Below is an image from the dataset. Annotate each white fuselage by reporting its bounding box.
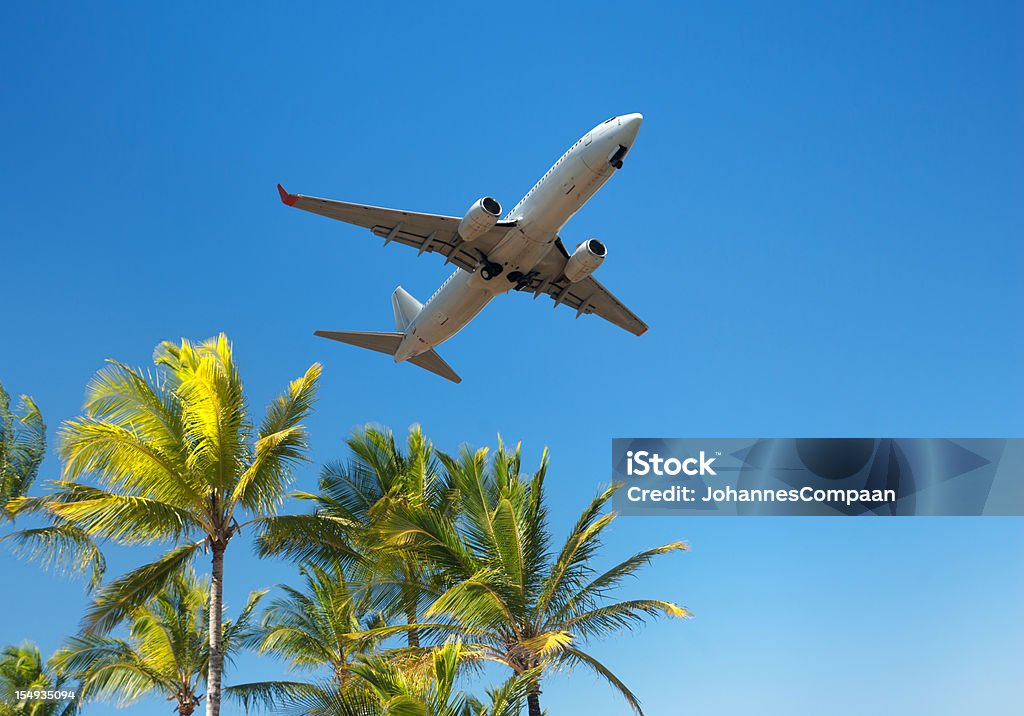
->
[395,113,643,363]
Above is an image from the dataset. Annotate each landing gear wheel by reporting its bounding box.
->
[480,262,503,280]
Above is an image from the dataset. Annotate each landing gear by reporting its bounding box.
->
[507,271,538,291]
[479,261,503,280]
[609,144,628,170]
[476,249,504,281]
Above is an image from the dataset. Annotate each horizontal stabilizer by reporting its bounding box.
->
[315,331,462,384]
[408,350,461,384]
[314,330,403,355]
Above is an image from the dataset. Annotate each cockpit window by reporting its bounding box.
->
[603,117,616,124]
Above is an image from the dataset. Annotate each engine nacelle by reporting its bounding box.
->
[458,197,502,242]
[564,239,607,283]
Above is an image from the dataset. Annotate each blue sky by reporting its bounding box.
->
[2,1,1022,714]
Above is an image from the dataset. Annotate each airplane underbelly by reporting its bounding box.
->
[409,273,493,351]
[516,158,608,239]
[489,228,552,276]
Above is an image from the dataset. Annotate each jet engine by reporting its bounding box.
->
[458,197,502,241]
[564,239,607,282]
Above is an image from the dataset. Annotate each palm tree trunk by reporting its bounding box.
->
[206,544,225,716]
[405,601,420,649]
[402,565,420,648]
[527,689,542,716]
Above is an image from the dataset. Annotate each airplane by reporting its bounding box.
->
[277,113,647,384]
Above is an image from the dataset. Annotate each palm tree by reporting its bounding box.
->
[375,441,690,716]
[257,561,382,682]
[52,568,264,716]
[14,334,322,716]
[1,382,46,522]
[0,383,105,590]
[228,560,385,713]
[259,426,450,649]
[0,641,77,716]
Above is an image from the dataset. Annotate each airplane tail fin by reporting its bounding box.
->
[392,287,422,332]
[314,330,461,384]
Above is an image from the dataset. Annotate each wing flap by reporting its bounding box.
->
[277,184,510,273]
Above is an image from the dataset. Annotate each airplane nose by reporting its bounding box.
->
[618,113,643,143]
[581,113,644,172]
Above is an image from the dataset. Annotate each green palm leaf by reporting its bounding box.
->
[83,540,205,635]
[557,646,642,714]
[1,521,106,590]
[231,363,321,514]
[1,383,47,520]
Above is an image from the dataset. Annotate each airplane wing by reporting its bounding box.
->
[515,238,648,336]
[277,184,511,274]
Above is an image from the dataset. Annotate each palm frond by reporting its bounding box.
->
[253,513,362,565]
[82,360,183,458]
[231,363,321,514]
[317,460,381,522]
[478,668,539,716]
[562,599,689,639]
[0,383,47,517]
[489,498,526,603]
[519,630,573,658]
[225,680,330,714]
[276,680,380,716]
[424,574,517,634]
[47,483,204,544]
[342,622,488,651]
[58,418,196,507]
[550,542,688,624]
[82,540,203,634]
[222,588,268,658]
[533,484,618,622]
[154,334,248,497]
[435,447,497,560]
[557,646,644,714]
[51,634,171,706]
[377,502,476,584]
[1,522,106,590]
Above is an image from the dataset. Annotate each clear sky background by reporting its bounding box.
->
[2,2,1022,714]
